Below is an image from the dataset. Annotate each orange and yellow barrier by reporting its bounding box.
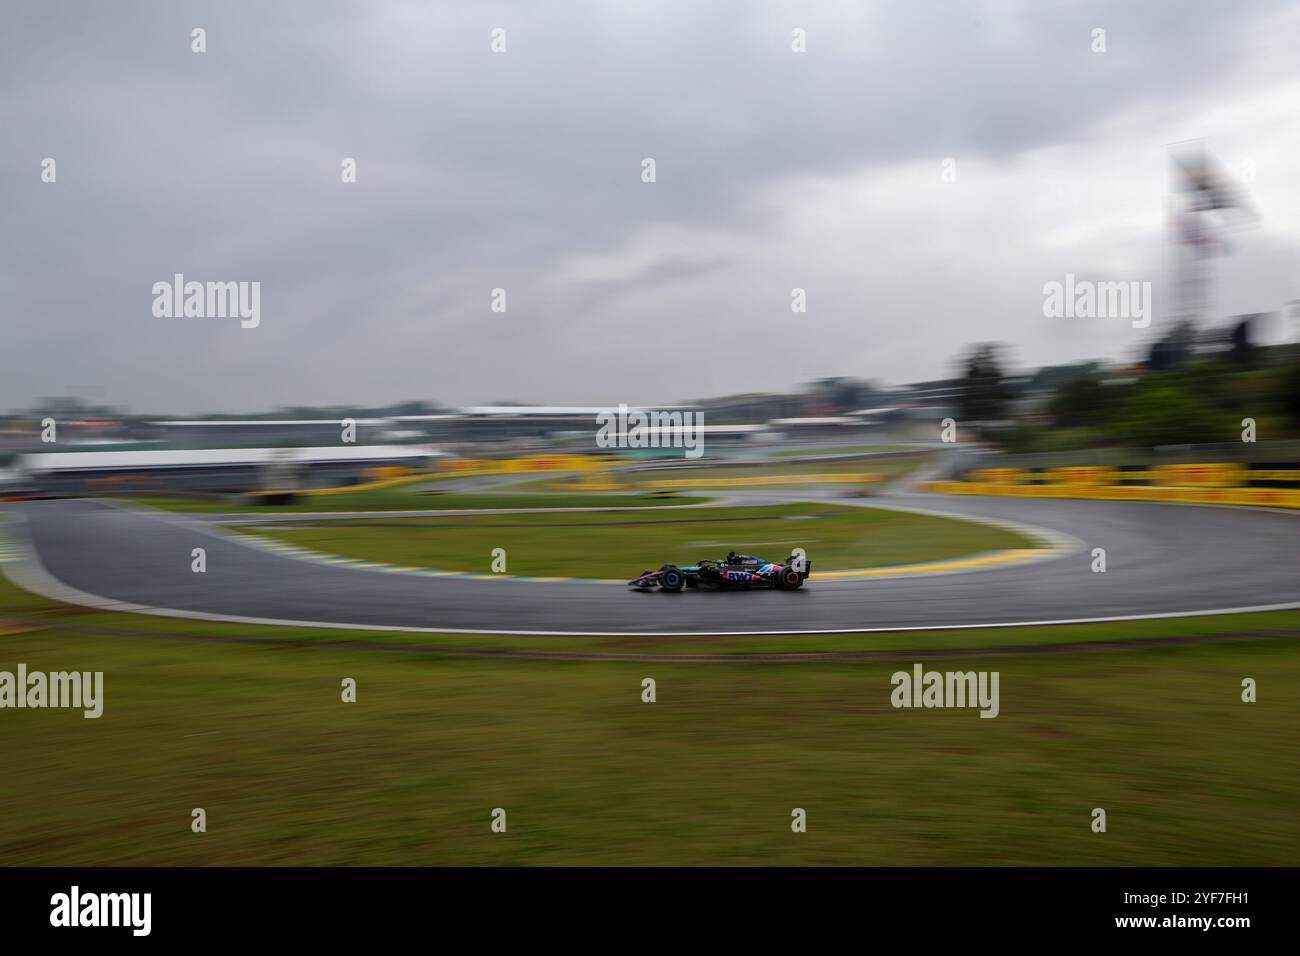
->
[971,467,1028,485]
[920,480,1300,509]
[439,454,603,476]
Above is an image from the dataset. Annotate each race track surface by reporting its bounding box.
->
[5,496,1299,635]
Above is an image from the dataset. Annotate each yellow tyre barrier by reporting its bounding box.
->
[920,480,1300,509]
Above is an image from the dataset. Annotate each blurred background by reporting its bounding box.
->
[2,1,1299,867]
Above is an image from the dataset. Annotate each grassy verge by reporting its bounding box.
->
[631,453,930,484]
[237,501,1036,577]
[129,491,710,513]
[769,444,923,457]
[515,452,931,492]
[0,574,1296,865]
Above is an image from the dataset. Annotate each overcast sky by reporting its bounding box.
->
[3,0,1299,414]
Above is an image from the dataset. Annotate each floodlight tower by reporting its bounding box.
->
[1166,141,1256,330]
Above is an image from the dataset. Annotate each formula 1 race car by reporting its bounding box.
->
[628,551,811,592]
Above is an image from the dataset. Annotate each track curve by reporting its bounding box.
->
[5,496,1299,635]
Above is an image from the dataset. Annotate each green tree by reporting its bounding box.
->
[1106,380,1228,447]
[958,344,1012,428]
[1048,376,1109,428]
[1280,361,1300,426]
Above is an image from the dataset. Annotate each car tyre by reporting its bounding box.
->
[659,565,686,592]
[778,565,804,590]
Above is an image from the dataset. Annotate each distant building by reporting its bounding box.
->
[888,379,964,420]
[18,445,442,496]
[769,416,874,439]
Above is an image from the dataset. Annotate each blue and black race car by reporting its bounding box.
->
[629,551,810,592]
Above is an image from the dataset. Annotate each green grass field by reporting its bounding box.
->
[1,574,1297,865]
[130,490,710,513]
[631,453,929,483]
[769,444,923,457]
[239,501,1036,577]
[513,451,931,493]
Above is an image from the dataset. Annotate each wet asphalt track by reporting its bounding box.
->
[5,494,1298,635]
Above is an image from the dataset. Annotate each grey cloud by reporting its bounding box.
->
[2,0,1297,412]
